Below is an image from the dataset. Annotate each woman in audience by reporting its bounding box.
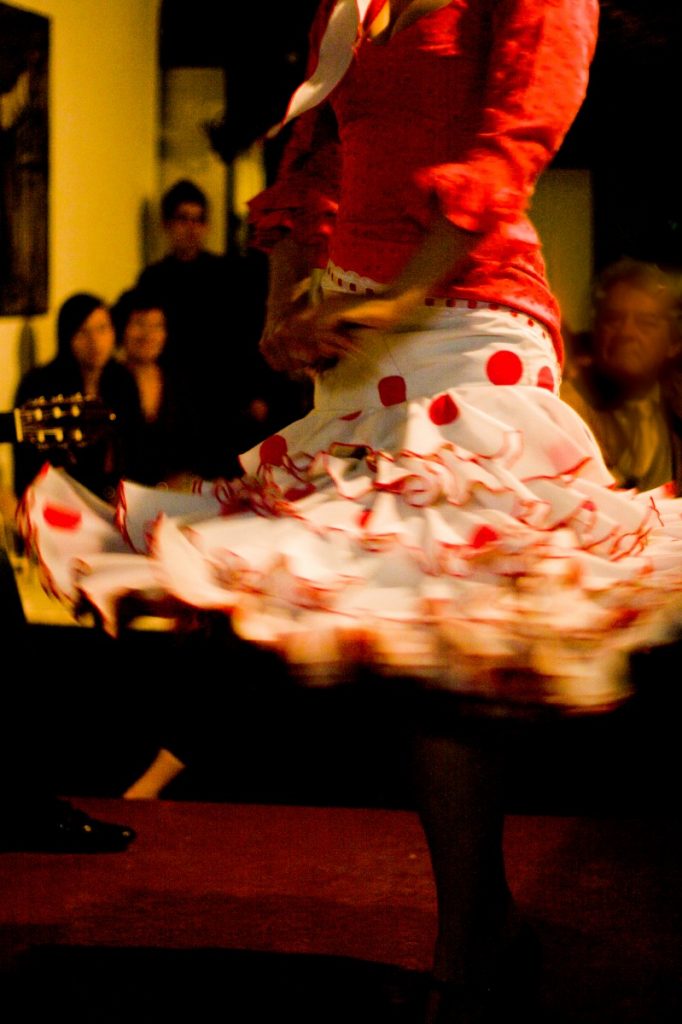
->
[112,288,202,488]
[13,292,141,504]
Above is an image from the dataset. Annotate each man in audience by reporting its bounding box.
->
[136,180,311,479]
[136,179,227,380]
[561,258,682,492]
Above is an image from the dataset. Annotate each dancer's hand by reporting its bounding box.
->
[300,290,419,336]
[260,291,365,375]
[258,238,339,376]
[259,212,477,375]
[260,290,421,374]
[260,305,359,375]
[280,213,479,367]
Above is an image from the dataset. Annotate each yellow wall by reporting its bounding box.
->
[0,0,161,493]
[531,168,594,340]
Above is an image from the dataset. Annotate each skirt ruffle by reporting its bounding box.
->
[19,380,682,715]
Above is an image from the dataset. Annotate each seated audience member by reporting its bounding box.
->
[13,293,142,504]
[561,259,682,491]
[111,288,204,487]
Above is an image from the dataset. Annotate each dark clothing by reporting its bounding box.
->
[136,250,250,478]
[126,374,205,487]
[13,358,143,503]
[136,250,230,382]
[136,248,312,478]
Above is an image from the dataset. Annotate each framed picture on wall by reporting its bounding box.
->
[0,2,49,316]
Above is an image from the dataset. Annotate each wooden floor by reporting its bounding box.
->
[1,799,681,1023]
[3,579,682,1021]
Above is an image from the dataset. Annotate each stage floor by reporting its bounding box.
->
[2,799,681,1023]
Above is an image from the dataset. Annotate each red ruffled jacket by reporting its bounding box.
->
[249,0,599,363]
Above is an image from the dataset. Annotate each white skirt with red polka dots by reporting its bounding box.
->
[18,283,682,714]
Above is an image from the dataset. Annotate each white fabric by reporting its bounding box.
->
[18,293,682,713]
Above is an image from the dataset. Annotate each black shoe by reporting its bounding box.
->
[0,798,136,853]
[422,924,544,1023]
[497,919,544,994]
[423,979,497,1024]
[423,976,543,1024]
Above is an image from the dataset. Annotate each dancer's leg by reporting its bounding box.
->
[119,615,296,801]
[410,706,540,1022]
[411,718,513,987]
[123,747,186,799]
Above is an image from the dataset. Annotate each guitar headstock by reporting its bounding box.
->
[13,393,117,450]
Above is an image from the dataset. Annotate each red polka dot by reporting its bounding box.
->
[259,434,288,466]
[378,375,407,407]
[349,282,357,292]
[446,298,456,307]
[43,503,82,531]
[429,394,460,425]
[470,525,499,549]
[527,318,535,328]
[486,350,523,385]
[488,303,500,311]
[467,299,478,309]
[582,499,597,512]
[536,365,555,391]
[358,507,372,528]
[340,410,362,421]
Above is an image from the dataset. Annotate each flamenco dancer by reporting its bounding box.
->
[18,1,682,1020]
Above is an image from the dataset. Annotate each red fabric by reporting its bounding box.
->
[248,0,599,363]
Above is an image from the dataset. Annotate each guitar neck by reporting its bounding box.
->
[0,396,116,451]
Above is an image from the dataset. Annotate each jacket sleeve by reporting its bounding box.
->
[412,0,600,240]
[247,0,341,266]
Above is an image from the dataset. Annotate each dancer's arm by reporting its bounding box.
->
[294,212,478,346]
[263,0,599,362]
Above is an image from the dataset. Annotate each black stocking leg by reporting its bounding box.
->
[411,720,514,989]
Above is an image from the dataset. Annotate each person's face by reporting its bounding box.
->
[165,200,208,260]
[123,308,167,365]
[70,306,115,371]
[594,281,680,387]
